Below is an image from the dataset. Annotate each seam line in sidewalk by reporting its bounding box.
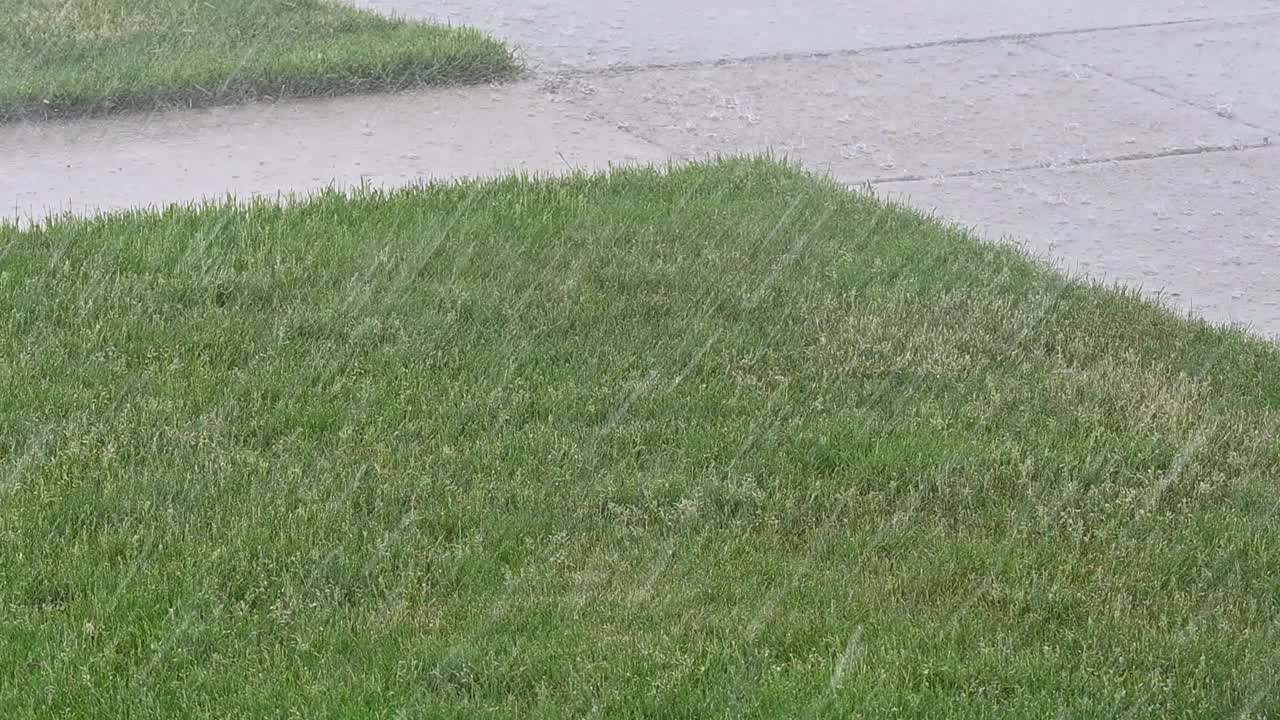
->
[544,12,1280,79]
[1026,41,1280,137]
[865,140,1275,185]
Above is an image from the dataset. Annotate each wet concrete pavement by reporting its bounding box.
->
[3,84,663,220]
[359,0,1279,69]
[879,148,1280,335]
[553,41,1261,180]
[5,1,1279,338]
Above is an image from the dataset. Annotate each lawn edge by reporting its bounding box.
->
[0,15,522,124]
[4,156,1276,352]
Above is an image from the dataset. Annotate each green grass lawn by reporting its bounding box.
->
[2,159,1278,718]
[0,0,517,121]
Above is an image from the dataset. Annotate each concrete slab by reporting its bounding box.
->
[1034,15,1280,133]
[879,146,1280,339]
[353,0,1280,68]
[554,42,1263,181]
[1,83,665,225]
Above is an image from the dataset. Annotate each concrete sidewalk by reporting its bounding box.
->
[5,1,1278,338]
